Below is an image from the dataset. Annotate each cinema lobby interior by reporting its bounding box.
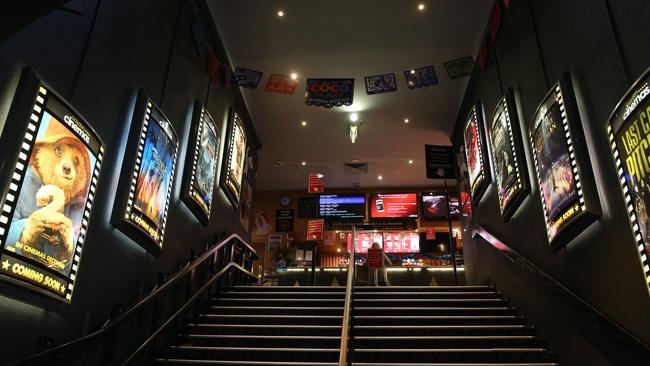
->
[2,1,650,365]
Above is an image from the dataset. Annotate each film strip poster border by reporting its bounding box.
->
[528,74,599,250]
[122,97,178,252]
[0,75,105,302]
[607,66,650,292]
[463,103,491,206]
[488,89,529,220]
[182,101,220,226]
[220,109,248,208]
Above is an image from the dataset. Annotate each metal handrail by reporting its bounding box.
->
[338,227,356,366]
[6,233,258,366]
[471,224,650,354]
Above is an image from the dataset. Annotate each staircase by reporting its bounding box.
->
[352,286,559,365]
[155,285,559,366]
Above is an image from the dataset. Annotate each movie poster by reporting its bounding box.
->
[488,92,528,219]
[0,76,104,302]
[222,111,247,206]
[183,104,220,225]
[463,104,489,204]
[608,67,650,277]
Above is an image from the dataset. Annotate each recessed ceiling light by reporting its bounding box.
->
[316,173,324,178]
[277,10,285,17]
[404,118,410,124]
[417,3,425,11]
[290,73,298,80]
[301,161,306,166]
[410,69,416,74]
[301,121,307,126]
[378,175,383,180]
[350,113,359,122]
[408,160,413,164]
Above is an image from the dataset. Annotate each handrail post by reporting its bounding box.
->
[338,226,356,366]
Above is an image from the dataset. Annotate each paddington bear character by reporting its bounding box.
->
[5,115,91,274]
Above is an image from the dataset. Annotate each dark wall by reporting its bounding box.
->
[0,0,258,362]
[454,0,650,363]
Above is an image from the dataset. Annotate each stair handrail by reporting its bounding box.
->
[6,232,258,366]
[471,224,650,354]
[338,227,356,366]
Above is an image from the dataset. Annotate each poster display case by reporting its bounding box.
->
[181,101,220,226]
[607,66,650,290]
[112,91,179,255]
[463,103,491,205]
[220,109,247,208]
[0,69,105,302]
[529,73,600,250]
[488,89,530,220]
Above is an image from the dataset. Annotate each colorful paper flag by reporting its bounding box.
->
[404,66,438,89]
[265,74,297,94]
[364,73,397,95]
[305,78,354,108]
[234,67,263,89]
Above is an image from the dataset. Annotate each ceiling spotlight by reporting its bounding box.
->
[316,173,324,178]
[301,161,306,166]
[408,159,413,164]
[378,175,383,180]
[410,69,416,75]
[277,10,285,17]
[404,118,409,124]
[290,73,298,80]
[349,113,359,122]
[301,121,307,126]
[417,3,425,11]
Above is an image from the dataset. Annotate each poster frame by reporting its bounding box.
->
[528,72,600,250]
[463,102,491,206]
[0,68,105,302]
[111,91,179,256]
[181,100,220,226]
[219,108,247,208]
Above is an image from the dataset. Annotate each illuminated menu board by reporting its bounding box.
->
[369,193,418,219]
[607,67,650,291]
[383,232,420,253]
[353,232,384,253]
[529,74,600,250]
[319,194,365,219]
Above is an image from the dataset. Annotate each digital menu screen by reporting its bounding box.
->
[369,193,418,219]
[352,232,384,253]
[319,194,365,219]
[421,193,460,220]
[383,232,420,253]
[0,76,105,302]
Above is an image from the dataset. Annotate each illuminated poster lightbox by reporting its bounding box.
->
[181,101,220,226]
[0,69,105,302]
[463,103,491,205]
[529,73,599,250]
[220,109,247,207]
[488,89,530,220]
[112,92,178,255]
[607,66,650,291]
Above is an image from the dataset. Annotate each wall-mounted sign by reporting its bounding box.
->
[308,173,324,193]
[425,144,456,179]
[268,233,283,250]
[529,74,600,250]
[275,209,294,232]
[113,92,178,255]
[463,103,491,205]
[181,101,220,226]
[220,109,247,208]
[305,78,354,108]
[307,219,324,240]
[0,69,105,302]
[488,89,530,220]
[426,227,437,240]
[607,66,650,290]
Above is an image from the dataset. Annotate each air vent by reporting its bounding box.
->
[272,161,284,168]
[343,162,368,175]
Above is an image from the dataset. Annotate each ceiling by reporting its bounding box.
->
[208,0,492,191]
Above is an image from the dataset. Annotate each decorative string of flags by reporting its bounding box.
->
[205,49,474,109]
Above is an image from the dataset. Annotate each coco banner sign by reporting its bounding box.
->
[305,78,354,108]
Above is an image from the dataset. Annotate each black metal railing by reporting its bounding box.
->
[7,233,259,366]
[471,225,650,361]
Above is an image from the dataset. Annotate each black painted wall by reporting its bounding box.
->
[454,0,650,365]
[0,0,259,362]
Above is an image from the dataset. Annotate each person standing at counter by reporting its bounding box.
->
[367,242,392,286]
